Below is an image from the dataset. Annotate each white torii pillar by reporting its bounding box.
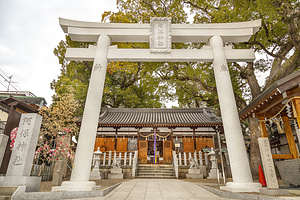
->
[210,35,261,192]
[52,34,111,191]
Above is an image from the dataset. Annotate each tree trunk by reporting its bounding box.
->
[243,63,262,178]
[249,117,262,179]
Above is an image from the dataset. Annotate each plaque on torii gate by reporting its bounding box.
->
[53,17,262,193]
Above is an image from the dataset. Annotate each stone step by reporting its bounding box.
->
[138,174,175,176]
[0,186,18,196]
[138,164,173,168]
[139,167,173,170]
[136,164,175,179]
[135,175,176,179]
[138,168,174,172]
[139,168,170,171]
[138,173,175,177]
[0,196,11,200]
[138,171,174,174]
[138,169,174,173]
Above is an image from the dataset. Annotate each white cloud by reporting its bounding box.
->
[0,0,117,105]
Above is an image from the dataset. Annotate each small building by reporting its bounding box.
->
[0,91,46,125]
[0,91,46,174]
[239,70,300,187]
[94,107,223,164]
[239,71,300,159]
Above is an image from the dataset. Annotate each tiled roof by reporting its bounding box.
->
[98,108,222,127]
[239,70,300,119]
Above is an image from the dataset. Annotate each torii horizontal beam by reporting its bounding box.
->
[60,18,261,43]
[66,45,255,62]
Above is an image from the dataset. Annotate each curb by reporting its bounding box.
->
[13,182,122,200]
[198,184,296,200]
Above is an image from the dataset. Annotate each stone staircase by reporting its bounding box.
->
[136,164,176,179]
[0,186,18,200]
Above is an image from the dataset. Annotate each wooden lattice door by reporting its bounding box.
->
[163,141,172,164]
[139,141,148,164]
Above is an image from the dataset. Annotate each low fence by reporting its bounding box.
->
[176,151,209,166]
[31,163,52,181]
[92,151,137,167]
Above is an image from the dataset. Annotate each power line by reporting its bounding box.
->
[0,70,20,91]
[0,80,7,89]
[0,69,9,78]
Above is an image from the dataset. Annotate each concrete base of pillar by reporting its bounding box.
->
[199,166,207,178]
[207,168,221,179]
[51,181,99,192]
[90,169,102,180]
[186,168,204,179]
[108,173,124,179]
[186,173,203,179]
[259,188,289,195]
[188,168,201,174]
[220,182,262,193]
[0,176,41,192]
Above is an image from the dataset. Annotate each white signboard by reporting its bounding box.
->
[150,17,171,52]
[6,113,42,177]
[258,137,279,189]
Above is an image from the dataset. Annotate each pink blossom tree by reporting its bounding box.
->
[36,86,79,169]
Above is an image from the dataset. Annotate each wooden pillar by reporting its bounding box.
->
[282,116,299,159]
[193,127,196,151]
[292,99,300,127]
[114,128,118,151]
[259,116,268,138]
[0,104,21,174]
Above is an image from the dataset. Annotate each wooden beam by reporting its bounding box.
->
[282,116,300,159]
[259,116,268,137]
[257,94,284,115]
[272,154,293,159]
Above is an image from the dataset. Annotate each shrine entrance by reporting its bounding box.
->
[56,17,262,192]
[138,140,164,164]
[139,140,172,164]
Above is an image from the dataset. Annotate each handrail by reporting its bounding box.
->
[132,150,138,178]
[172,151,179,178]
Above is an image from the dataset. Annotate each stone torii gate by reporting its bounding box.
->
[53,18,262,192]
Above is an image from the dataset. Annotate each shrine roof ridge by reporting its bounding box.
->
[97,107,222,126]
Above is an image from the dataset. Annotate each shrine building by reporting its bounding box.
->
[93,107,222,164]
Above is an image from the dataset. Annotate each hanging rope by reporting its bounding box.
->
[138,131,172,140]
[259,96,300,122]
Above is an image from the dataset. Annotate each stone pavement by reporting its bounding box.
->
[78,179,233,200]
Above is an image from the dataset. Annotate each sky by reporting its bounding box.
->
[0,0,118,105]
[0,1,269,106]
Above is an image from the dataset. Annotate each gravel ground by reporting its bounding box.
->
[39,179,127,192]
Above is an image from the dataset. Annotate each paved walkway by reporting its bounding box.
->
[100,179,231,200]
[67,179,300,200]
